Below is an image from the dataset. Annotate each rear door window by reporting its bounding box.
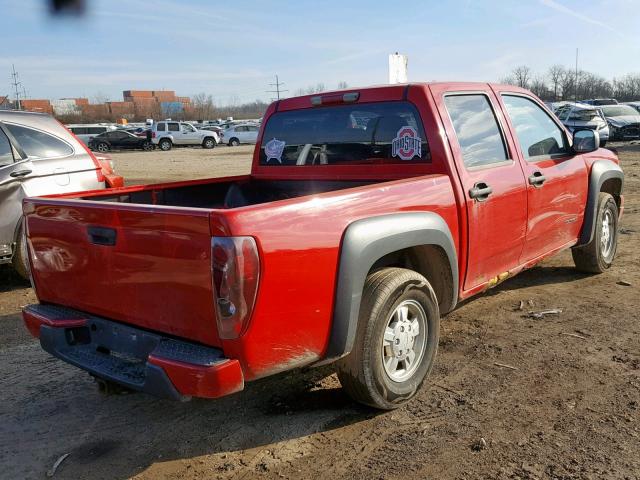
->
[259,101,430,166]
[156,122,166,132]
[0,128,14,167]
[4,123,74,159]
[502,95,569,160]
[71,127,88,135]
[444,94,508,168]
[87,127,106,134]
[168,123,180,132]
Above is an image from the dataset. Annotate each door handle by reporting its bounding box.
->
[10,169,32,178]
[88,226,117,246]
[469,182,492,201]
[528,171,546,187]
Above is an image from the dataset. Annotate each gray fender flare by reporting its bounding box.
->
[577,159,624,246]
[322,212,458,363]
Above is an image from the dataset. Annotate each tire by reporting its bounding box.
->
[159,139,172,151]
[336,267,440,410]
[142,141,154,151]
[96,142,109,153]
[12,222,29,280]
[202,137,216,149]
[600,139,607,148]
[572,192,618,273]
[228,138,240,147]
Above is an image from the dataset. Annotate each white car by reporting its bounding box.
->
[553,102,610,146]
[223,124,259,146]
[152,121,220,151]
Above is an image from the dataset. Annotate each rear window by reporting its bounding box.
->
[259,101,430,166]
[5,123,74,159]
[87,127,106,134]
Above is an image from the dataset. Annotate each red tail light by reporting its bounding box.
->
[212,237,260,339]
[152,131,156,138]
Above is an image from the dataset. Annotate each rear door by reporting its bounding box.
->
[433,85,528,290]
[167,122,181,143]
[496,92,588,262]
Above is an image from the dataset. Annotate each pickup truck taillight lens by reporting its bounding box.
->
[212,237,260,339]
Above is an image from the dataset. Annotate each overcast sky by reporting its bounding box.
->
[1,0,638,104]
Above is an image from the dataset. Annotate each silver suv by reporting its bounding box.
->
[0,110,120,278]
[151,121,220,151]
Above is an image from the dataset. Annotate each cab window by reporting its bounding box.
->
[502,95,569,160]
[444,94,508,168]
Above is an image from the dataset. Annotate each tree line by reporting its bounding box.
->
[502,65,640,102]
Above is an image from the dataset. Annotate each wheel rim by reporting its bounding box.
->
[98,144,107,152]
[601,209,614,258]
[161,141,170,150]
[205,140,214,147]
[381,299,427,383]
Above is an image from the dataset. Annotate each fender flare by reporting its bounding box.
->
[577,159,624,246]
[322,212,458,363]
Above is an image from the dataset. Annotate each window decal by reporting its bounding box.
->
[392,126,422,160]
[264,138,285,163]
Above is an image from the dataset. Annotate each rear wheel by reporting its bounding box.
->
[228,138,240,147]
[159,139,172,151]
[202,137,216,149]
[572,192,618,273]
[142,141,154,151]
[96,142,109,153]
[12,222,29,280]
[336,267,440,410]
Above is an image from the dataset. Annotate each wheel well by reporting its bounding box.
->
[160,137,171,143]
[368,245,455,313]
[601,177,622,208]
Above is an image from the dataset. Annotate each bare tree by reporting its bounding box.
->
[511,66,532,89]
[337,81,349,89]
[191,93,216,120]
[548,65,565,100]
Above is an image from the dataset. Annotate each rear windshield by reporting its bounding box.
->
[568,109,601,121]
[601,105,638,117]
[259,101,430,166]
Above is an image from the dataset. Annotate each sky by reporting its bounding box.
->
[1,0,639,105]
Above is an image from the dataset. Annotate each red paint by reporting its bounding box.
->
[22,308,87,338]
[147,356,244,399]
[23,82,617,399]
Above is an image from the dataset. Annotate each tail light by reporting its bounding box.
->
[212,237,260,339]
[152,131,156,138]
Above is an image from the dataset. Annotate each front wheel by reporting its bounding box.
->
[336,267,440,410]
[202,137,216,149]
[96,142,109,153]
[142,141,154,151]
[572,192,619,273]
[228,138,240,147]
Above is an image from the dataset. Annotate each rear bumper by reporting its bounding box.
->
[23,304,244,401]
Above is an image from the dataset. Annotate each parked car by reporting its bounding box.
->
[89,130,154,152]
[21,82,622,409]
[151,121,219,151]
[623,101,640,114]
[0,111,123,278]
[223,123,259,146]
[581,98,618,106]
[600,104,640,140]
[66,123,118,146]
[553,102,609,146]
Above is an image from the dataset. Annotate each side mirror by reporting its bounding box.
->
[573,129,600,153]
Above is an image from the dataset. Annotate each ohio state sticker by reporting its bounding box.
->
[264,138,285,163]
[392,126,422,160]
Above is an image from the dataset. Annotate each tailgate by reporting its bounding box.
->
[24,198,221,347]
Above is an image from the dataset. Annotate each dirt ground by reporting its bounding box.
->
[1,144,638,480]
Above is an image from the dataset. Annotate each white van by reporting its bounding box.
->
[66,123,118,146]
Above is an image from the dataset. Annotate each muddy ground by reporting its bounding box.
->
[1,144,638,480]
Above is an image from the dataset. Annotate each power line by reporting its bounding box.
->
[266,75,288,101]
[10,64,23,110]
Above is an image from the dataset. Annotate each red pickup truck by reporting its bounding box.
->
[22,83,623,409]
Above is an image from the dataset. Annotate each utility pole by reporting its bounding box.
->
[10,64,23,110]
[267,75,288,101]
[574,48,578,103]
